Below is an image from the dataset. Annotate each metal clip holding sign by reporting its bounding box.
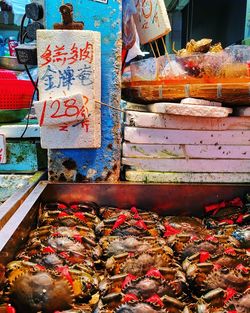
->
[0,134,6,164]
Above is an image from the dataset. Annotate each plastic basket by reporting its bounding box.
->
[0,80,34,110]
[0,70,17,80]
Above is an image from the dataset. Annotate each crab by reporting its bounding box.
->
[105,246,176,276]
[99,236,166,259]
[29,225,97,242]
[96,210,163,237]
[184,248,250,294]
[4,270,74,313]
[163,217,210,249]
[23,232,102,261]
[43,201,99,215]
[39,210,100,229]
[99,207,160,221]
[4,260,99,308]
[96,294,188,313]
[99,268,188,303]
[224,288,250,313]
[204,197,250,229]
[167,234,240,261]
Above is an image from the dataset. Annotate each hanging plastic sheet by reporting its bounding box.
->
[122,0,137,50]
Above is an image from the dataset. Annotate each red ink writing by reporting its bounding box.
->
[40,41,94,67]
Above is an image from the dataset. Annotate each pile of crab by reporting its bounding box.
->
[163,195,250,313]
[0,202,102,313]
[95,206,192,313]
[0,194,249,313]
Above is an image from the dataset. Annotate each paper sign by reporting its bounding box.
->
[134,0,171,44]
[0,135,6,164]
[37,30,101,149]
[34,93,91,127]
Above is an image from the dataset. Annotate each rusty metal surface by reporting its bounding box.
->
[1,182,250,266]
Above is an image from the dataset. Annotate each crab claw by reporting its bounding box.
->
[112,214,127,231]
[236,264,249,274]
[146,268,164,279]
[6,304,16,313]
[224,288,237,303]
[146,294,164,307]
[164,224,181,237]
[123,293,139,303]
[199,251,211,263]
[122,274,137,289]
[135,220,148,230]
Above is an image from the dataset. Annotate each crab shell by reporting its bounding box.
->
[39,211,100,229]
[176,236,240,261]
[9,271,74,313]
[100,267,187,301]
[183,247,249,272]
[100,236,168,259]
[186,259,249,293]
[25,234,101,261]
[224,288,250,313]
[99,207,160,221]
[29,225,96,242]
[96,222,162,238]
[105,248,176,276]
[95,295,187,313]
[43,201,99,215]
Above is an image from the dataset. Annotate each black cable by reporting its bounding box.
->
[19,13,39,138]
[24,64,37,89]
[20,13,27,44]
[20,85,37,138]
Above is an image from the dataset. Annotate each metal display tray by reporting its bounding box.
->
[0,181,249,266]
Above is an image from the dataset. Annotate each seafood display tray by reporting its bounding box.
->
[0,181,249,267]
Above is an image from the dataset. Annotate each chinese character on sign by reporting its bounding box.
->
[77,65,93,86]
[41,65,57,91]
[58,66,75,90]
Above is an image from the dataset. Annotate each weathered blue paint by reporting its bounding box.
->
[245,0,250,39]
[44,0,122,182]
[0,142,46,173]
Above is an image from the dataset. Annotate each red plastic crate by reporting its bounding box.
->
[0,79,34,110]
[0,70,17,80]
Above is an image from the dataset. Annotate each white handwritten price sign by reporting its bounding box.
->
[34,93,91,127]
[37,30,101,149]
[134,0,171,44]
[0,134,6,164]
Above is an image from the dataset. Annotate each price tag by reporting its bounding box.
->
[0,134,6,164]
[34,93,90,126]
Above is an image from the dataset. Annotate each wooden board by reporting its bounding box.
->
[125,170,250,183]
[123,143,250,159]
[122,157,250,172]
[37,29,101,149]
[122,82,250,105]
[148,102,232,117]
[124,127,250,145]
[125,111,250,130]
[134,0,171,44]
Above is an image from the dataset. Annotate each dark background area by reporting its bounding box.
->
[182,0,247,48]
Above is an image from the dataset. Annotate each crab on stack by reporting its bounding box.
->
[95,206,191,313]
[0,202,102,313]
[163,197,250,313]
